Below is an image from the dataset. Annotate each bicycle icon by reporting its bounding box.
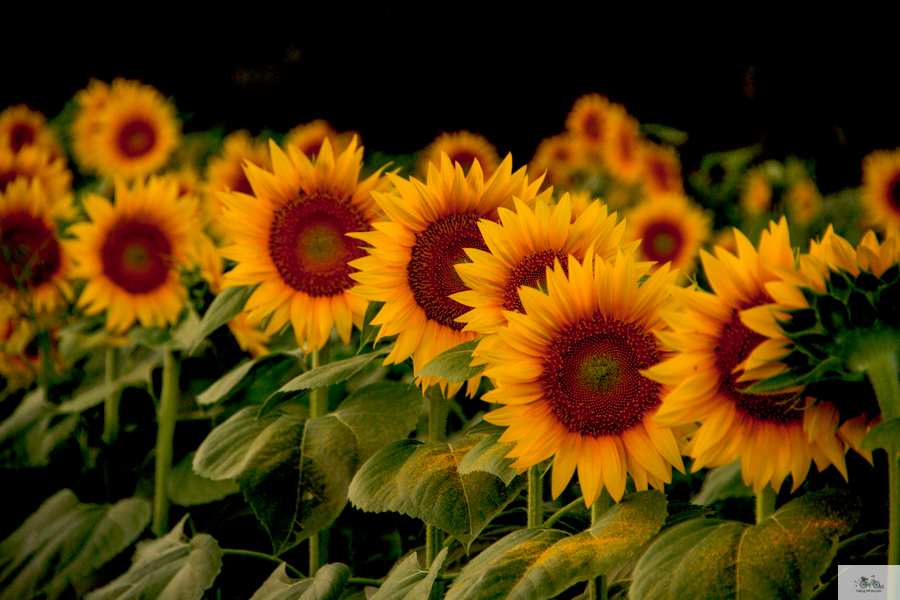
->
[856,575,885,589]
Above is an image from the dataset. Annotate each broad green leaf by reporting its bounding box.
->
[193,406,309,481]
[168,453,240,506]
[416,338,484,383]
[188,284,259,354]
[57,355,159,414]
[456,430,518,485]
[861,417,900,451]
[445,491,666,600]
[630,489,860,600]
[249,563,351,600]
[370,548,449,600]
[348,429,527,551]
[86,516,223,600]
[691,461,753,506]
[171,306,202,351]
[0,489,151,600]
[195,350,304,406]
[0,388,80,467]
[226,382,420,554]
[359,301,386,351]
[271,346,392,396]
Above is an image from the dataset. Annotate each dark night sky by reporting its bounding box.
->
[5,8,895,194]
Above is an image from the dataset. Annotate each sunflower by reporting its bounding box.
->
[218,136,390,352]
[603,107,643,183]
[645,219,871,493]
[861,148,900,230]
[418,131,500,178]
[565,93,614,148]
[529,133,583,191]
[201,130,272,241]
[625,193,711,276]
[0,145,73,212]
[72,78,181,179]
[283,120,354,159]
[0,105,64,159]
[481,251,684,505]
[453,193,635,337]
[784,179,821,227]
[741,169,773,216]
[68,176,199,333]
[639,142,684,198]
[349,153,548,395]
[0,178,73,314]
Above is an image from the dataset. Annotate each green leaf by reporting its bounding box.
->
[861,418,900,451]
[195,350,304,406]
[416,339,484,383]
[0,489,151,600]
[630,489,860,600]
[249,563,351,600]
[359,301,386,351]
[370,549,449,600]
[445,491,666,600]
[221,382,420,554]
[348,429,527,551]
[456,430,518,485]
[270,345,392,396]
[0,388,80,468]
[691,461,754,506]
[171,306,203,351]
[188,284,259,354]
[168,453,240,506]
[57,355,159,414]
[85,516,223,600]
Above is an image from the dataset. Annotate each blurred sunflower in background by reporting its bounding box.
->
[0,178,73,314]
[0,105,64,160]
[418,130,500,178]
[218,136,391,352]
[70,78,181,179]
[625,193,711,277]
[68,176,199,332]
[861,148,900,231]
[482,252,684,505]
[283,119,355,159]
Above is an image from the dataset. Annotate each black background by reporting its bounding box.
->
[4,8,895,194]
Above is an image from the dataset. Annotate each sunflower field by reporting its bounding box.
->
[1,73,899,600]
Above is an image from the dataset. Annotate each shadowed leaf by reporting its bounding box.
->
[85,516,222,600]
[445,491,666,600]
[416,339,484,383]
[348,429,527,551]
[369,549,449,600]
[630,489,860,600]
[249,563,350,600]
[189,284,259,354]
[456,430,518,485]
[0,490,151,600]
[692,461,754,506]
[270,345,392,398]
[196,350,304,406]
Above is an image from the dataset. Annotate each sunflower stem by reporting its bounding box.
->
[527,465,544,528]
[588,489,613,600]
[221,548,306,579]
[309,346,328,575]
[543,498,584,529]
[859,349,900,565]
[153,347,179,537]
[755,484,776,523]
[426,386,448,570]
[103,346,120,447]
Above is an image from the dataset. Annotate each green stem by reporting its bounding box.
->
[309,347,328,576]
[543,498,584,529]
[756,484,776,523]
[153,348,179,537]
[861,350,900,565]
[588,489,613,600]
[222,548,305,579]
[103,347,120,447]
[426,386,448,570]
[527,465,543,528]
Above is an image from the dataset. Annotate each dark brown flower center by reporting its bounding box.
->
[269,192,368,297]
[448,150,477,173]
[9,123,36,153]
[0,210,61,291]
[582,114,603,142]
[117,119,157,158]
[641,220,684,264]
[101,218,173,294]
[715,300,801,423]
[503,250,568,313]
[408,212,489,329]
[886,172,900,212]
[541,313,661,436]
